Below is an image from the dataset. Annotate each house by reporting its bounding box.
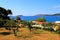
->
[32,24,44,29]
[32,20,46,29]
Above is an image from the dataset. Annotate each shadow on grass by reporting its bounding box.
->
[0,32,11,35]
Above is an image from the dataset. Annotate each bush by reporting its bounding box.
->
[0,19,6,27]
[43,27,54,32]
[46,22,53,26]
[36,18,46,22]
[56,30,60,34]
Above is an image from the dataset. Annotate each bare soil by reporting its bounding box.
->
[0,28,60,40]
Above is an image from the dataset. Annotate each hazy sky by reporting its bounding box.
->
[0,0,60,16]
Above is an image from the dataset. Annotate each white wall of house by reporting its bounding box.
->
[32,24,44,29]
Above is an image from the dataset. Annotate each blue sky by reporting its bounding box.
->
[0,0,60,16]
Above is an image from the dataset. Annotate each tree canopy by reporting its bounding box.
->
[0,7,12,27]
[0,7,12,19]
[36,18,46,22]
[4,19,16,27]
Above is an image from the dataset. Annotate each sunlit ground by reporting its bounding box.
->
[0,28,60,40]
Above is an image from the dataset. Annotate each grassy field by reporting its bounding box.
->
[0,28,60,40]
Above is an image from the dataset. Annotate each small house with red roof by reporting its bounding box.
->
[32,20,47,29]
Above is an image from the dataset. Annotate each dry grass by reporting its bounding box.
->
[0,28,60,40]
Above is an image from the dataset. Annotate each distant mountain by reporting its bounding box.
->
[17,15,23,17]
[53,13,60,16]
[35,14,52,16]
[35,13,60,16]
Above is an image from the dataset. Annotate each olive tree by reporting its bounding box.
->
[4,19,18,36]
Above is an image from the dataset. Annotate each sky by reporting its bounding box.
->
[0,0,60,16]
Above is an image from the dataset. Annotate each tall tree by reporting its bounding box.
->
[4,19,18,36]
[0,7,12,27]
[0,7,12,19]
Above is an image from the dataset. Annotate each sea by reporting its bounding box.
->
[9,16,60,22]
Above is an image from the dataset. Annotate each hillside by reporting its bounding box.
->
[53,13,60,16]
[35,13,60,16]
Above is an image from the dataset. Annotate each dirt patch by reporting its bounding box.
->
[0,28,60,40]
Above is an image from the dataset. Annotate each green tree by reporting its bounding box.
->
[0,19,5,27]
[36,18,46,22]
[0,7,12,27]
[0,7,12,19]
[4,19,16,30]
[27,22,32,32]
[46,22,53,26]
[4,19,18,36]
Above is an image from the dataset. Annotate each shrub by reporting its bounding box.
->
[36,18,46,22]
[56,30,60,34]
[43,26,54,32]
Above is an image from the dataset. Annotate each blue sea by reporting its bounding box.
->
[9,16,60,22]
